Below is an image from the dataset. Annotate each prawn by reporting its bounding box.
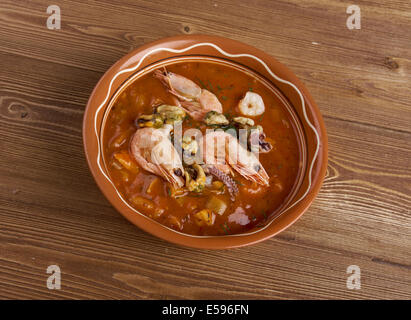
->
[154,69,222,121]
[200,130,269,187]
[238,91,265,117]
[130,124,185,188]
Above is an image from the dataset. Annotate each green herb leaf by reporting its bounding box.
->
[234,179,244,186]
[195,77,207,89]
[221,224,229,234]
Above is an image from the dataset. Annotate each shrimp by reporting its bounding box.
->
[238,92,265,116]
[154,69,222,121]
[200,130,269,187]
[130,124,185,188]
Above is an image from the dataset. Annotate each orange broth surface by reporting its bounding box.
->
[103,61,301,236]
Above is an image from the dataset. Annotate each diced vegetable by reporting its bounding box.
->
[114,152,139,173]
[211,181,224,190]
[206,196,227,216]
[193,209,215,227]
[167,183,186,198]
[166,215,181,230]
[146,177,160,195]
[111,132,127,148]
[111,159,123,170]
[129,196,164,218]
[209,180,225,194]
[130,196,154,210]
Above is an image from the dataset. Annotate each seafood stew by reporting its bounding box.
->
[103,61,302,236]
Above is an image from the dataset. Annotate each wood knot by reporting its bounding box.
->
[1,96,31,120]
[183,26,190,33]
[354,87,364,96]
[384,57,399,70]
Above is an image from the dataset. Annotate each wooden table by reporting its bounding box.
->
[0,0,410,300]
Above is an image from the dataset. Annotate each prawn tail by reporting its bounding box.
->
[151,147,184,189]
[234,163,270,187]
[159,163,184,189]
[180,100,204,120]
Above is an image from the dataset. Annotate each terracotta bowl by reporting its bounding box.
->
[83,35,328,249]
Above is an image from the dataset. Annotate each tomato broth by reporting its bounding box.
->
[103,61,301,236]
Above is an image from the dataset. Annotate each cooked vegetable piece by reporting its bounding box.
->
[206,196,227,216]
[146,177,161,195]
[111,132,128,148]
[167,183,186,198]
[211,181,224,190]
[166,215,182,229]
[193,209,216,226]
[129,196,164,218]
[111,159,123,170]
[209,180,225,194]
[114,152,139,173]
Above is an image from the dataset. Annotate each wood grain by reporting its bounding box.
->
[0,0,410,299]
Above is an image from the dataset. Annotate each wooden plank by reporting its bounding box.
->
[1,0,410,131]
[0,0,410,299]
